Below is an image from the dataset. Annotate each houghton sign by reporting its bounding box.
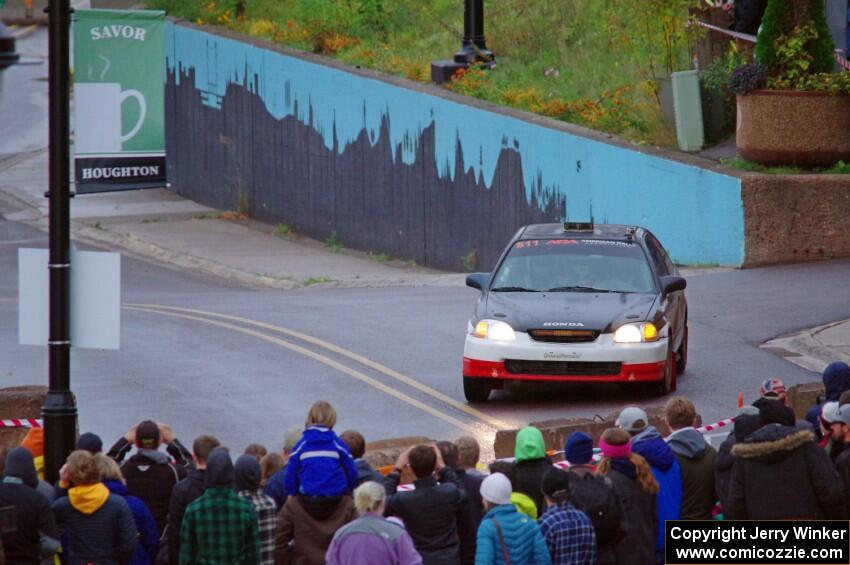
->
[73,9,166,193]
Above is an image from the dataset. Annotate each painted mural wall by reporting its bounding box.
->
[165,22,745,269]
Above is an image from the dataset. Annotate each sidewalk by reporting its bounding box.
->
[0,147,465,289]
[762,320,850,374]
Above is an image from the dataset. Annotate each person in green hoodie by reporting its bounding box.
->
[52,449,138,565]
[509,427,552,518]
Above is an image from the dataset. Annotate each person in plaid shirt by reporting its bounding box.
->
[180,448,260,565]
[538,468,596,565]
[235,454,277,565]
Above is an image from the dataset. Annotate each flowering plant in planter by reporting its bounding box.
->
[730,0,850,167]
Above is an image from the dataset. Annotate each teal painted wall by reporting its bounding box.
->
[165,23,745,266]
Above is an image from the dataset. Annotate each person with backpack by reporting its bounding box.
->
[563,432,626,565]
[664,397,716,520]
[538,467,595,565]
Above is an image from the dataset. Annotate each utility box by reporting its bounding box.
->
[671,69,705,152]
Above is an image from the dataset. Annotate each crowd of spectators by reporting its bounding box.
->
[1,361,849,564]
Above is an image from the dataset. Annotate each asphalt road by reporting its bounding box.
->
[3,204,850,457]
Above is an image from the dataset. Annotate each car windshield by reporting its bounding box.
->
[491,238,657,294]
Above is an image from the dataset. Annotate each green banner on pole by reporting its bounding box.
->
[73,9,165,193]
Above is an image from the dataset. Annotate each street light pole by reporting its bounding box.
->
[42,0,77,483]
[454,0,493,65]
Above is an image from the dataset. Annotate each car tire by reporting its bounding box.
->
[652,346,677,396]
[676,324,688,374]
[463,377,492,403]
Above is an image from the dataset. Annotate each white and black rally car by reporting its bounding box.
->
[463,222,687,402]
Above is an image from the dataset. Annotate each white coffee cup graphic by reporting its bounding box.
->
[74,82,146,154]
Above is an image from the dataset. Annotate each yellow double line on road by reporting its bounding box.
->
[6,24,38,39]
[125,303,511,434]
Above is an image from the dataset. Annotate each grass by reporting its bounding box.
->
[325,230,343,252]
[369,251,391,262]
[274,223,293,236]
[722,157,850,175]
[303,275,333,286]
[193,211,224,220]
[461,249,476,272]
[144,0,687,145]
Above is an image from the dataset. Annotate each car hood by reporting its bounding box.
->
[483,291,657,332]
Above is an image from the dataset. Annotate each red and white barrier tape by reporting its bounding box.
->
[835,50,850,72]
[696,417,735,434]
[0,418,42,428]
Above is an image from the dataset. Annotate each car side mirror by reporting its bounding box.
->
[660,275,687,295]
[466,273,489,291]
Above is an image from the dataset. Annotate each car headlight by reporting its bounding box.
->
[613,322,659,343]
[472,320,516,341]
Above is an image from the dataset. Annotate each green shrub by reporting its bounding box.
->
[755,0,834,74]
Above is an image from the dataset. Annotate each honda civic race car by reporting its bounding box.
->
[462,222,687,402]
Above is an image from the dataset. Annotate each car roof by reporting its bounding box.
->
[518,223,644,241]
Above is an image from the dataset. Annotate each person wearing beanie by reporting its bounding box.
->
[806,361,850,436]
[475,473,551,565]
[616,406,681,565]
[181,448,260,565]
[596,428,658,565]
[727,411,845,520]
[325,481,422,565]
[714,407,759,513]
[0,447,60,564]
[235,454,277,565]
[509,426,552,518]
[564,432,594,471]
[76,432,103,454]
[263,426,303,509]
[759,378,787,404]
[562,432,625,565]
[538,467,596,565]
[166,434,220,565]
[106,420,192,535]
[664,397,716,520]
[52,449,138,565]
[384,445,466,564]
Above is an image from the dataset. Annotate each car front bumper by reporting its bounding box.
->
[463,331,667,383]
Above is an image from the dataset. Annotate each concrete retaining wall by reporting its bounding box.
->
[164,22,745,270]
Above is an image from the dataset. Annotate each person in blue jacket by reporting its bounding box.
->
[475,472,551,565]
[284,401,359,499]
[617,406,681,565]
[94,453,160,565]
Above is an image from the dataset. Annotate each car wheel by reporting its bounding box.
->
[652,346,677,396]
[676,324,688,374]
[463,377,492,403]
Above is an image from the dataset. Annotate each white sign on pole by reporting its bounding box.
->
[18,248,121,349]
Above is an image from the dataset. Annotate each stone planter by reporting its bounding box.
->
[736,89,850,167]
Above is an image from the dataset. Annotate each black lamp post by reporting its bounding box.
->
[431,0,494,84]
[453,0,493,65]
[42,0,77,484]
